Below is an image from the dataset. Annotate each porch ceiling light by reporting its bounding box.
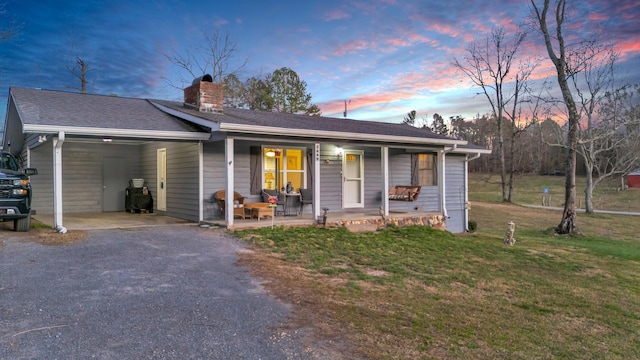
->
[103,138,113,142]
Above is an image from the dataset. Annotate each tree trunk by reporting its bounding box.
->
[555,114,578,234]
[584,163,594,214]
[507,120,518,202]
[498,117,507,202]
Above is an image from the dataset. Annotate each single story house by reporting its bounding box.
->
[2,78,489,232]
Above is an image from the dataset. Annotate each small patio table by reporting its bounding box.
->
[281,192,301,216]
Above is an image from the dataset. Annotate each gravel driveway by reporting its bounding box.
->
[0,225,317,359]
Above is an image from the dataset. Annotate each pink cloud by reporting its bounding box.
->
[334,39,369,56]
[617,39,640,58]
[385,33,439,48]
[324,10,351,21]
[320,92,405,115]
[423,22,475,42]
[588,12,608,21]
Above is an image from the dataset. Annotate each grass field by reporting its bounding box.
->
[469,173,640,212]
[235,177,640,359]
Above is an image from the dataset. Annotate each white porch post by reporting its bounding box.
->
[53,131,65,231]
[439,149,448,218]
[198,141,204,223]
[225,138,234,227]
[464,154,469,231]
[312,143,321,220]
[381,146,389,217]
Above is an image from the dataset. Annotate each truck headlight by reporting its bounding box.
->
[13,189,28,196]
[13,179,28,186]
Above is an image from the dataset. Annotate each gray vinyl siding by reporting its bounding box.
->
[363,151,382,209]
[202,141,256,216]
[141,141,200,222]
[318,147,342,211]
[3,99,24,155]
[388,152,440,212]
[29,141,143,214]
[445,155,466,233]
[29,140,53,214]
[203,141,225,204]
[232,142,252,198]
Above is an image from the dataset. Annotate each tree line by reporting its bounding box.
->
[401,0,640,235]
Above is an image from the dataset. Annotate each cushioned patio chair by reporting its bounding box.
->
[299,188,313,215]
[213,190,248,219]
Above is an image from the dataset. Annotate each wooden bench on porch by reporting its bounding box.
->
[388,185,421,202]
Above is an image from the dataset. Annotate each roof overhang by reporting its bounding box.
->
[451,147,492,155]
[22,124,211,141]
[218,123,467,146]
[150,101,221,132]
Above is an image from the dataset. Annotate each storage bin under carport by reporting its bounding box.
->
[125,179,153,213]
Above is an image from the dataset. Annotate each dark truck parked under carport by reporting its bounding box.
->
[0,152,37,231]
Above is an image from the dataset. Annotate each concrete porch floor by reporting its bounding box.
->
[33,212,193,231]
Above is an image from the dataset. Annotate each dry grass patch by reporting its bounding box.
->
[26,229,88,245]
[1,220,87,245]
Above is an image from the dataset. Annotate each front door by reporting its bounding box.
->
[342,150,364,208]
[157,148,167,211]
[102,157,126,211]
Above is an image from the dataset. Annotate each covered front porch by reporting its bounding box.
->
[203,208,446,231]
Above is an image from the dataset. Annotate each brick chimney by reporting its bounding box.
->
[183,74,223,113]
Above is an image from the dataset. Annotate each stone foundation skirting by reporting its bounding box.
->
[327,214,447,231]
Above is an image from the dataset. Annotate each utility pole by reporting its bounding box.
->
[343,99,351,118]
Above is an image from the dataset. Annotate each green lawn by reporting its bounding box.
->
[234,176,640,359]
[469,173,640,212]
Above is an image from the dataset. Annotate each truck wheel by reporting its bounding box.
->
[14,214,31,232]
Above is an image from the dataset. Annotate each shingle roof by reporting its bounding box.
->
[152,99,457,142]
[10,87,202,133]
[9,87,487,151]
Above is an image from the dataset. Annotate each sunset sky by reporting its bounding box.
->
[1,0,638,127]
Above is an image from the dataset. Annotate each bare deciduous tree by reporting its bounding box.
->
[0,3,21,72]
[530,0,624,234]
[454,26,533,202]
[66,56,95,93]
[0,3,18,42]
[570,43,631,213]
[62,33,96,93]
[591,84,640,195]
[164,29,247,88]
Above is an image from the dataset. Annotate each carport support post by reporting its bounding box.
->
[225,138,234,227]
[53,131,65,230]
[439,149,448,219]
[381,146,389,217]
[198,141,204,222]
[313,143,321,219]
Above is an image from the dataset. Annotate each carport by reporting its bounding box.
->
[3,88,212,232]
